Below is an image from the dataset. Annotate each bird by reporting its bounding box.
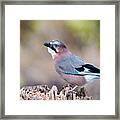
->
[44,40,100,86]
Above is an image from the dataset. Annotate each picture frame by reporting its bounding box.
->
[0,0,119,119]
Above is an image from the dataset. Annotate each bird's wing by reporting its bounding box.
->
[76,64,100,73]
[75,63,100,76]
[69,55,85,68]
[55,54,85,74]
[64,63,100,77]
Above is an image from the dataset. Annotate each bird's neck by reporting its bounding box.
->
[54,50,71,62]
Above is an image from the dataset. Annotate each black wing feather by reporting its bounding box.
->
[75,64,100,73]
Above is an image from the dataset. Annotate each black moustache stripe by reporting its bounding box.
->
[51,46,57,53]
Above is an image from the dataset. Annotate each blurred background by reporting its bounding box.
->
[20,20,100,90]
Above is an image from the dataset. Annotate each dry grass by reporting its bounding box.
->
[20,84,93,100]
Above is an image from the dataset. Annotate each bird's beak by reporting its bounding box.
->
[44,42,50,47]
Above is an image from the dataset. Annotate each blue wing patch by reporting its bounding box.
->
[63,71,81,75]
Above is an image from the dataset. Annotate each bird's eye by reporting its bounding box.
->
[54,44,59,47]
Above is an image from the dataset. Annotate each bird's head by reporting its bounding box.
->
[44,40,68,59]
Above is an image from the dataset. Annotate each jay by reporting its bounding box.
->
[44,40,100,86]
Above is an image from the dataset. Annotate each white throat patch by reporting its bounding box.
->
[47,47,56,59]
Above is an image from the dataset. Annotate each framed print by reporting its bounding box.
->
[0,0,119,119]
